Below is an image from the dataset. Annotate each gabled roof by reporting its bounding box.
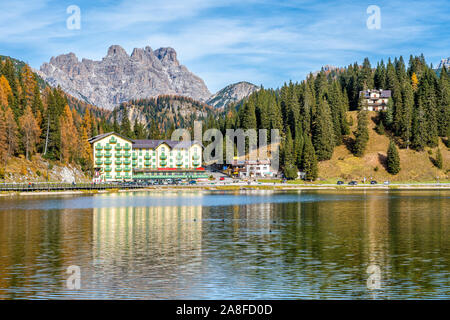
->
[132,139,202,149]
[88,132,133,144]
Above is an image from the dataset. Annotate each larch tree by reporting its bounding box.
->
[59,105,78,163]
[4,106,18,160]
[19,105,41,160]
[0,108,7,165]
[0,75,12,107]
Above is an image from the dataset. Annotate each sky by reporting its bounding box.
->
[0,0,449,93]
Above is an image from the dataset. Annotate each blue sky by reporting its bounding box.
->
[0,0,449,93]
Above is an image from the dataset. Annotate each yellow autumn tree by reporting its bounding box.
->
[82,109,92,137]
[21,65,37,109]
[59,105,78,163]
[411,72,419,91]
[3,106,18,160]
[79,126,93,166]
[19,105,41,160]
[0,108,7,165]
[0,75,12,107]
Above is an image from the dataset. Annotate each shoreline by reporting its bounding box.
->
[1,183,449,197]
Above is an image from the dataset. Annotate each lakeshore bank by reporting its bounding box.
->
[1,183,449,197]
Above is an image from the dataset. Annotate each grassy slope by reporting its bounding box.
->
[318,111,449,183]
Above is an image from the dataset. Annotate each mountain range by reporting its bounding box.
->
[38,45,257,111]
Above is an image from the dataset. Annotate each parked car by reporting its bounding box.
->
[337,181,344,185]
[189,180,197,185]
[348,181,358,186]
[384,181,390,185]
[370,180,378,185]
[219,177,225,181]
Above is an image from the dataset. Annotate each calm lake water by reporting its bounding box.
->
[0,190,449,299]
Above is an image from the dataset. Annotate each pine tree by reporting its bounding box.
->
[396,81,414,148]
[282,127,297,179]
[294,124,304,169]
[302,134,318,181]
[353,109,369,157]
[312,98,335,160]
[148,119,161,139]
[435,148,443,169]
[386,140,401,174]
[437,67,450,137]
[417,69,439,147]
[112,109,120,133]
[19,106,41,160]
[120,107,133,138]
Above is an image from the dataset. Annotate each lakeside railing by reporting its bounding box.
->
[0,182,144,192]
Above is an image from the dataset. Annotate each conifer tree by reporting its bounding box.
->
[437,67,450,137]
[294,124,304,169]
[353,109,369,157]
[148,119,161,139]
[396,81,414,148]
[60,105,78,163]
[435,148,443,169]
[312,98,335,160]
[19,105,41,160]
[4,106,18,160]
[386,140,401,174]
[0,108,7,165]
[120,107,133,138]
[302,134,318,181]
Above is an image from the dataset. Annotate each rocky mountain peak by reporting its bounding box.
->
[154,47,179,66]
[207,81,260,109]
[106,45,129,59]
[39,45,211,110]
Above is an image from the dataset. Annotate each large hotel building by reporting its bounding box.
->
[88,132,207,182]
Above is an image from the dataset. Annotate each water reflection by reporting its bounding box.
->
[0,190,449,299]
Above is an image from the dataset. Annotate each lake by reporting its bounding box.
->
[0,190,449,299]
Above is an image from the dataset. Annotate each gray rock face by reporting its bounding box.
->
[437,57,450,69]
[207,81,260,109]
[39,45,211,110]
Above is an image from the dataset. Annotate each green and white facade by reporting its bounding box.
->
[89,132,207,182]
